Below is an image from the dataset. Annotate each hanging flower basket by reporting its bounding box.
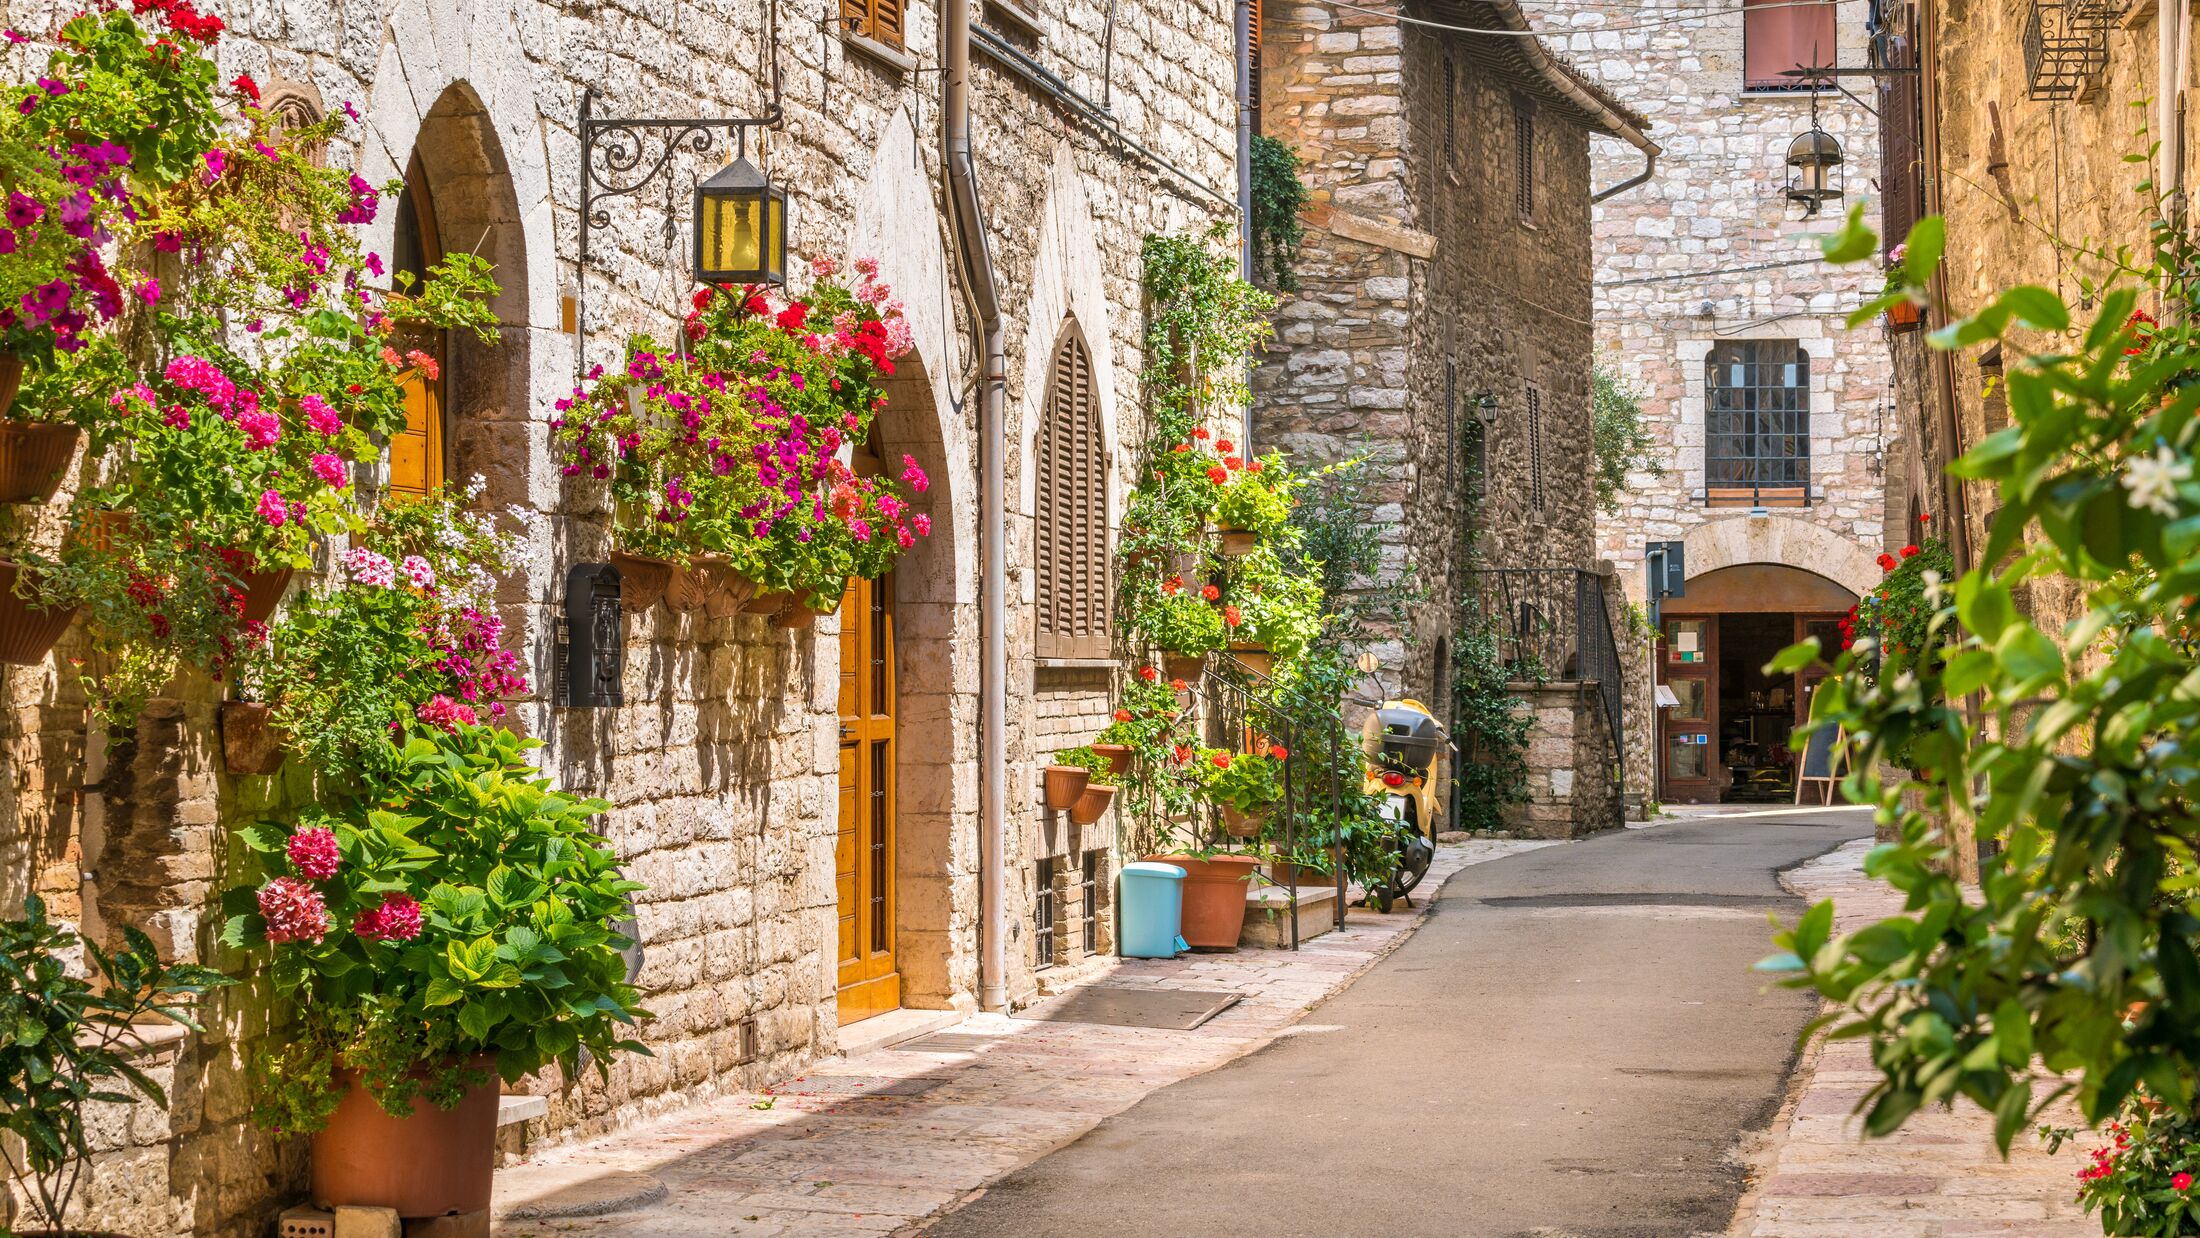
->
[1043,764,1092,811]
[0,562,75,665]
[663,560,712,613]
[1092,743,1134,777]
[0,420,82,506]
[1068,782,1118,825]
[609,550,672,612]
[237,565,293,624]
[1215,525,1258,557]
[743,588,793,616]
[0,355,20,422]
[1220,803,1271,838]
[220,701,287,776]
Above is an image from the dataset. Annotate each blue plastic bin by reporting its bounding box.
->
[1117,861,1189,958]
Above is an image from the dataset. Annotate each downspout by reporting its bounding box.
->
[1917,0,1971,574]
[1236,0,1254,277]
[945,0,1010,1013]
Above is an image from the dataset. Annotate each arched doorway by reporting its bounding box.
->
[1656,563,1855,804]
[388,151,447,498]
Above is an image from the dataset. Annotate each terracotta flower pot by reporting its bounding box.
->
[1220,803,1270,838]
[0,420,81,505]
[0,354,20,421]
[772,598,819,630]
[237,566,293,624]
[1216,527,1258,557]
[1145,853,1260,950]
[700,560,758,619]
[664,560,711,613]
[1885,299,1923,333]
[1042,765,1091,811]
[1227,643,1274,677]
[312,1057,499,1218]
[609,550,672,612]
[1068,783,1117,826]
[0,561,76,665]
[1162,652,1206,684]
[220,701,286,776]
[1092,744,1134,777]
[743,589,792,616]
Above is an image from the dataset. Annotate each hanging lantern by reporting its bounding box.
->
[692,154,787,286]
[1783,126,1844,216]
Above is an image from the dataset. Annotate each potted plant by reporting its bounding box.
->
[1200,745,1287,837]
[224,721,649,1219]
[1136,587,1227,683]
[1041,750,1093,812]
[1226,545,1325,676]
[1053,745,1119,824]
[1211,450,1293,555]
[0,896,231,1237]
[1881,244,1922,332]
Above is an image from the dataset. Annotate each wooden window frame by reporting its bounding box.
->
[841,0,906,52]
[1704,340,1811,507]
[1036,322,1110,661]
[1742,0,1837,92]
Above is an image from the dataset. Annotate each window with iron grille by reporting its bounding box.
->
[1036,324,1109,658]
[1513,105,1535,220]
[840,0,905,48]
[1527,385,1544,511]
[1080,851,1102,955]
[1034,858,1059,969]
[1705,341,1811,505]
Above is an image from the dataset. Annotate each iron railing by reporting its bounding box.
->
[1466,568,1625,774]
[2022,0,2109,101]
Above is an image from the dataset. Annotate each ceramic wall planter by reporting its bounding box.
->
[1885,299,1922,333]
[1226,642,1273,676]
[1092,744,1134,777]
[663,560,712,613]
[0,562,76,665]
[1215,526,1257,557]
[311,1058,500,1218]
[700,560,758,619]
[1145,853,1259,949]
[1042,765,1091,811]
[1161,652,1206,684]
[1067,782,1117,825]
[237,566,293,624]
[219,701,287,776]
[0,421,82,505]
[608,550,671,611]
[1219,804,1269,838]
[771,598,819,630]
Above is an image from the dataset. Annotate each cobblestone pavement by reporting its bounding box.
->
[494,839,1558,1238]
[1735,838,2096,1238]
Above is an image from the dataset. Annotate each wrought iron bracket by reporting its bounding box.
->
[572,63,785,383]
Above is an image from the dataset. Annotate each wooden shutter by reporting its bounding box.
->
[1876,7,1924,251]
[1743,0,1836,89]
[1513,105,1534,219]
[845,0,903,48]
[1037,328,1107,660]
[1249,0,1264,127]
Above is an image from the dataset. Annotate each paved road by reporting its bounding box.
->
[922,808,1874,1238]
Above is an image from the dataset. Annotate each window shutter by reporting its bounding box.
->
[1743,0,1836,90]
[842,0,870,38]
[1249,0,1264,126]
[1527,385,1544,511]
[1877,12,1923,250]
[1038,328,1107,660]
[1513,106,1534,219]
[872,0,905,49]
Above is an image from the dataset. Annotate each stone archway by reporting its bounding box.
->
[1680,515,1882,599]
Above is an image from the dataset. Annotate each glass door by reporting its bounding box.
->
[1659,616,1718,803]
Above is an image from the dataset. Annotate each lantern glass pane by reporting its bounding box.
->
[703,193,764,277]
[764,192,785,281]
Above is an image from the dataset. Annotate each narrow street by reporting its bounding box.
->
[923,809,1873,1238]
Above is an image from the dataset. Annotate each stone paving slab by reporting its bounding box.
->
[495,839,1558,1238]
[1734,839,2097,1238]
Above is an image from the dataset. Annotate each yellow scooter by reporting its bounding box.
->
[1359,698,1443,907]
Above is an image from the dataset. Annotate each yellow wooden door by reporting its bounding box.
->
[387,151,445,499]
[836,573,899,1023]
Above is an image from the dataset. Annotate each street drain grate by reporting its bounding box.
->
[783,1074,948,1096]
[893,1033,1001,1054]
[1013,985,1241,1030]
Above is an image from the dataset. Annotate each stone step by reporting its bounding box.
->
[1240,881,1339,948]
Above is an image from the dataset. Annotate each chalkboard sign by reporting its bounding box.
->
[1795,723,1846,805]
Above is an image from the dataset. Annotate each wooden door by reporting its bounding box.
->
[836,573,899,1024]
[387,152,446,500]
[1658,615,1718,803]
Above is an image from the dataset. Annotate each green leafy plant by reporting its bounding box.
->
[1197,745,1287,816]
[1134,589,1227,657]
[1052,744,1116,783]
[1591,361,1664,515]
[1213,450,1298,537]
[2049,1094,2200,1235]
[0,896,231,1232]
[224,724,649,1132]
[1228,544,1324,660]
[1449,621,1534,834]
[1760,199,2200,1156]
[1249,135,1310,293]
[1100,671,1199,821]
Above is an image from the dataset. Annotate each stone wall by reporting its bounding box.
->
[0,0,1238,1226]
[1507,679,1621,838]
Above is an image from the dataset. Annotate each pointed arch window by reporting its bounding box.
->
[1036,325,1109,660]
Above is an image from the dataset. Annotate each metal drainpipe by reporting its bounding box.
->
[946,0,1010,1013]
[1488,2,1658,203]
[1236,0,1253,278]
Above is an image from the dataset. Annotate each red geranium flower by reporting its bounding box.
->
[1268,744,1288,760]
[1113,709,1132,723]
[1900,544,1920,558]
[1216,439,1235,454]
[1206,466,1229,485]
[230,72,259,103]
[1223,604,1242,627]
[1139,665,1158,682]
[1209,752,1232,770]
[1201,584,1221,601]
[1190,427,1211,440]
[1170,678,1188,692]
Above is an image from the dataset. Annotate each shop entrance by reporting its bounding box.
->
[1655,564,1855,805]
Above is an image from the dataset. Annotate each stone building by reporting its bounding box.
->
[0,0,1243,1228]
[1525,0,1896,806]
[1872,0,2195,642]
[1250,0,1649,836]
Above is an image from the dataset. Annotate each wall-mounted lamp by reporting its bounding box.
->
[1472,391,1499,424]
[560,562,625,708]
[694,147,787,287]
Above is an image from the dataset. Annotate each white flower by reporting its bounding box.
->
[505,503,537,528]
[2124,443,2193,518]
[344,547,396,588]
[464,473,488,501]
[1922,569,1945,608]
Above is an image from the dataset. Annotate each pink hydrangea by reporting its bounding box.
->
[401,555,435,589]
[257,877,331,945]
[300,393,342,436]
[240,410,280,450]
[285,825,340,880]
[257,489,288,527]
[345,547,396,588]
[353,893,423,942]
[309,453,348,489]
[416,693,476,733]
